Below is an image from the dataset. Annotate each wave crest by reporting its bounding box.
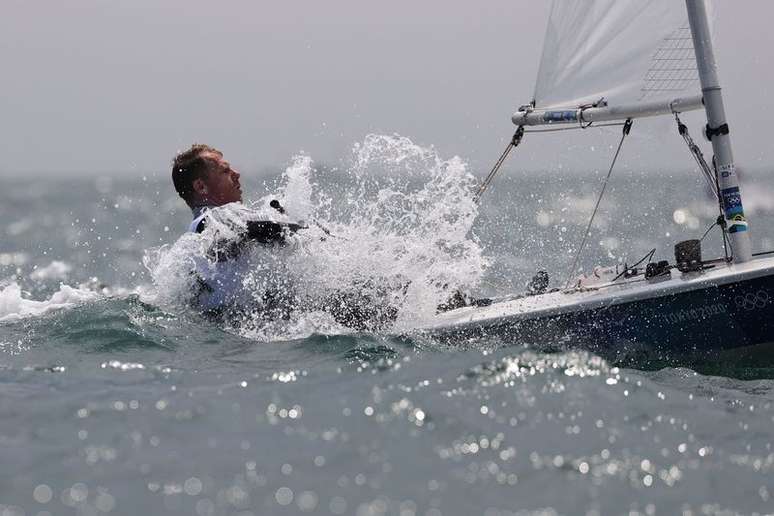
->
[0,282,100,322]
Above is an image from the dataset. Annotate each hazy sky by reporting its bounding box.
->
[3,1,774,178]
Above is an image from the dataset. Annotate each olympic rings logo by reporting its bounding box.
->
[734,290,770,311]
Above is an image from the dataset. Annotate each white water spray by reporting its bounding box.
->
[145,134,488,337]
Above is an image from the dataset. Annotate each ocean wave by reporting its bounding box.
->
[0,282,100,322]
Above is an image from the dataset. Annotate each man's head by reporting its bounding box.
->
[172,144,242,208]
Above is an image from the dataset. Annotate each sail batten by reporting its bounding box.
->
[532,0,713,111]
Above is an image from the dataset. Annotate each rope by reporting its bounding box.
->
[524,121,626,134]
[674,115,731,261]
[675,114,718,200]
[611,248,656,282]
[474,120,632,203]
[677,216,732,266]
[474,126,524,203]
[698,218,720,243]
[564,118,633,288]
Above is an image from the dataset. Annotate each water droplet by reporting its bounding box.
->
[33,484,53,504]
[184,477,202,496]
[275,487,293,506]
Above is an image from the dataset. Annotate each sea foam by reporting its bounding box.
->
[0,282,100,322]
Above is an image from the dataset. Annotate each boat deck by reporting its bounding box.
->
[425,255,774,332]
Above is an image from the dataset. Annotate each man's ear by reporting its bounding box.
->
[192,178,208,196]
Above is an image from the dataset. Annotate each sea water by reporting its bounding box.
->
[2,135,774,515]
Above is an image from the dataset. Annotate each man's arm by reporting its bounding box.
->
[197,215,306,262]
[245,220,305,245]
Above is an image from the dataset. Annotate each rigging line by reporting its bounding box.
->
[611,248,657,282]
[475,144,514,202]
[564,118,633,289]
[674,114,731,262]
[674,114,718,199]
[474,126,525,203]
[524,122,626,134]
[679,216,731,267]
[698,219,719,243]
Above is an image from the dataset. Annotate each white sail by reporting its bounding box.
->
[533,0,714,110]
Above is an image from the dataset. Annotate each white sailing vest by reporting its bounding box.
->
[185,204,294,313]
[186,205,254,311]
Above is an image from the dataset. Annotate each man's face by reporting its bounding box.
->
[199,151,242,205]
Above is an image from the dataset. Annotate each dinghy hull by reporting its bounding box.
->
[424,258,774,369]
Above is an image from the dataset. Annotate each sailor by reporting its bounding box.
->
[169,144,458,329]
[171,144,302,318]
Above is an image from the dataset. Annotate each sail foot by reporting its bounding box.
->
[512,96,703,127]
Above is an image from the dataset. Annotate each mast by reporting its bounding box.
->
[686,0,752,262]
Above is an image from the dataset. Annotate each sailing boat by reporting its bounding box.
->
[423,0,774,367]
